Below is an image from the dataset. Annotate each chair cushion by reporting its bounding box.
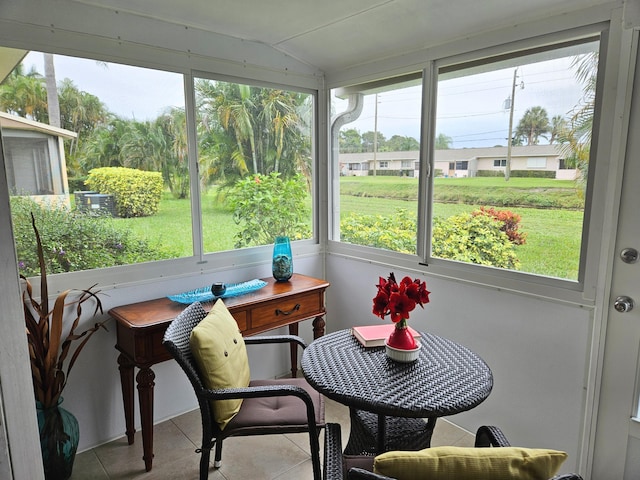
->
[227,378,325,430]
[373,446,567,480]
[189,300,250,430]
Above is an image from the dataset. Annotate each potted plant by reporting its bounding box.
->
[21,213,106,480]
[372,272,430,362]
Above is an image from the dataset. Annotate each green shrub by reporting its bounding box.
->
[85,167,163,218]
[510,170,556,178]
[11,196,175,276]
[432,213,520,269]
[226,173,311,248]
[473,206,527,245]
[341,208,417,254]
[476,170,556,178]
[476,170,504,177]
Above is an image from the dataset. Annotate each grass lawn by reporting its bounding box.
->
[113,176,584,280]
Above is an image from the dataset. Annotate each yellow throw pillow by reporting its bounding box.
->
[373,446,568,480]
[189,300,250,430]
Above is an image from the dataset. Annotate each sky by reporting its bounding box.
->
[333,52,592,148]
[22,48,592,149]
[23,52,185,121]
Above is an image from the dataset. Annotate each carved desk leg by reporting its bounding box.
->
[136,366,156,472]
[312,314,326,339]
[117,353,136,444]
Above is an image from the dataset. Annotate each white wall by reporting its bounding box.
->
[325,255,592,475]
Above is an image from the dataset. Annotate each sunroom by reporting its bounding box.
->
[0,1,639,479]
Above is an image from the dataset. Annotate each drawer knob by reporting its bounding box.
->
[276,304,301,316]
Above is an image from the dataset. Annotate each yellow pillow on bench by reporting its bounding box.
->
[373,446,567,480]
[189,300,250,430]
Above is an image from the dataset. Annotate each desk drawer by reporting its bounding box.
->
[251,292,322,329]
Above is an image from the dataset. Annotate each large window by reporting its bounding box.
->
[430,38,599,281]
[332,76,423,254]
[331,35,600,283]
[194,76,314,253]
[2,52,315,277]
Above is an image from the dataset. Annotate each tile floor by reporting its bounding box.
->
[70,398,474,479]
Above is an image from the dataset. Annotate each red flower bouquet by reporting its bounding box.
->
[372,272,430,352]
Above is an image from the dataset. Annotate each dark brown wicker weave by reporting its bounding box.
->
[162,301,325,480]
[323,422,585,480]
[302,329,493,454]
[344,408,436,455]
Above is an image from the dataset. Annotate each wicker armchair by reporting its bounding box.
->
[323,422,584,480]
[162,301,325,480]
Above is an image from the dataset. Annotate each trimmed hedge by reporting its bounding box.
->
[476,170,556,178]
[86,167,163,217]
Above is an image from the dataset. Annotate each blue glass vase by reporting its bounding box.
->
[272,236,293,282]
[37,398,79,480]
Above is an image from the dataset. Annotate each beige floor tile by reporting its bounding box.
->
[214,434,311,480]
[431,418,474,447]
[70,450,109,479]
[70,393,472,479]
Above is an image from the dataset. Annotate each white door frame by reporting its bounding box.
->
[590,25,640,479]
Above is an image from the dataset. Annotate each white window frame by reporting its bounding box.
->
[417,27,608,301]
[4,53,322,294]
[329,23,610,304]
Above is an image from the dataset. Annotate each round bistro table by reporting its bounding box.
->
[301,328,493,454]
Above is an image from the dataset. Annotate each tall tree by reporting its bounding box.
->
[515,106,550,145]
[548,115,567,144]
[339,129,363,153]
[0,64,47,120]
[561,51,598,190]
[387,135,420,151]
[196,79,312,183]
[434,133,453,150]
[43,53,61,128]
[361,130,386,152]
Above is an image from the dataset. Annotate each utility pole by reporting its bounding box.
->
[505,68,517,182]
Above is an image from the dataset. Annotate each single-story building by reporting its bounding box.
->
[0,111,75,206]
[340,144,578,179]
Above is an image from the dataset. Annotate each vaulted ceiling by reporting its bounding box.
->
[68,0,613,73]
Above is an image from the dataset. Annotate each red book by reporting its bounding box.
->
[351,324,421,348]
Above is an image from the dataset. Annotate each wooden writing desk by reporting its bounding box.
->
[110,273,329,471]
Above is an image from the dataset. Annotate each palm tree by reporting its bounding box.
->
[548,115,567,144]
[560,51,598,191]
[0,64,48,120]
[57,78,110,174]
[155,108,189,199]
[515,106,550,145]
[196,79,312,184]
[43,53,61,128]
[77,118,130,171]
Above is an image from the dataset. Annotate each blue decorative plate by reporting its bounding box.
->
[168,279,268,304]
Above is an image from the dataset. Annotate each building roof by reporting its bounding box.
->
[0,111,77,140]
